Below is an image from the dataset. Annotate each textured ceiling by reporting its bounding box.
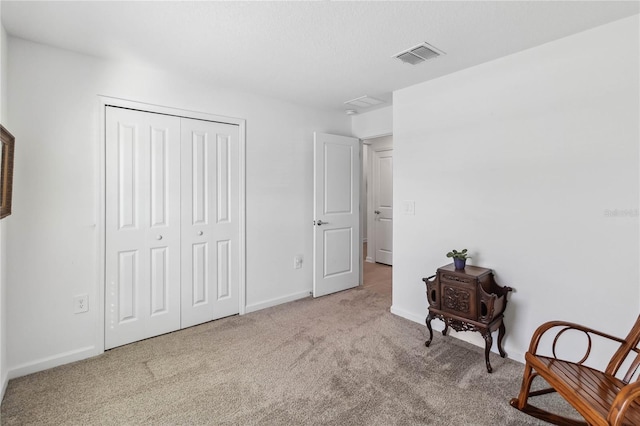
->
[2,1,638,113]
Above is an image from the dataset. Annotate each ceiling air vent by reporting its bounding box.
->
[344,95,384,109]
[394,42,445,65]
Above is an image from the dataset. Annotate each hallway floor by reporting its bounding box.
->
[362,243,392,297]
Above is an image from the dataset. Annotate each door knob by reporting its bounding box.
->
[374,210,381,214]
[156,235,163,240]
[315,220,329,226]
[198,231,204,236]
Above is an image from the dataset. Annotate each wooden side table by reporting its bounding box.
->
[422,264,512,373]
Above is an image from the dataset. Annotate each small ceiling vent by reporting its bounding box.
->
[394,42,445,65]
[344,95,384,109]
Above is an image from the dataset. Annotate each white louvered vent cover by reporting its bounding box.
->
[344,95,384,109]
[394,43,444,65]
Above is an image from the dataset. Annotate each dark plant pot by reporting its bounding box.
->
[453,258,466,270]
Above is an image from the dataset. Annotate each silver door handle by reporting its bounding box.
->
[315,220,329,226]
[374,210,381,214]
[156,235,163,240]
[197,231,204,236]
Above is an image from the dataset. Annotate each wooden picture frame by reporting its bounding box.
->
[1,125,15,219]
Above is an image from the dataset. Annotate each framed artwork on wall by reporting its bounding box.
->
[1,124,15,219]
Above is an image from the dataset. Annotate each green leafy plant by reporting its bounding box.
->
[446,249,471,260]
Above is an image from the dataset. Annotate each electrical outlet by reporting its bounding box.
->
[74,294,89,314]
[294,255,303,269]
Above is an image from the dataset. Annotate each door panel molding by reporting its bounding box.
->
[98,96,246,353]
[313,132,360,297]
[106,107,182,349]
[180,118,240,328]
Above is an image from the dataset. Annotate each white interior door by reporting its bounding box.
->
[181,118,240,328]
[373,149,393,265]
[105,107,181,349]
[313,132,360,297]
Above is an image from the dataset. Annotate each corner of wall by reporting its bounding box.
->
[0,20,9,402]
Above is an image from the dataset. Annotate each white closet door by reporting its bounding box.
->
[181,118,240,328]
[105,107,181,349]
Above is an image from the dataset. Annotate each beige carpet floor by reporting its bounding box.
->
[1,259,578,425]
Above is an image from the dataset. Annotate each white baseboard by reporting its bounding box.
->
[365,256,374,263]
[8,345,100,380]
[245,291,311,314]
[390,305,426,325]
[0,370,7,403]
[6,292,310,380]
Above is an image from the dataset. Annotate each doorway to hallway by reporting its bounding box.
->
[363,135,393,266]
[362,243,391,298]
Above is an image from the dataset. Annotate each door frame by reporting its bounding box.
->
[362,134,393,264]
[96,96,247,353]
[372,147,393,265]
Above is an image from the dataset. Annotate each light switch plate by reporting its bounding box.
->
[402,200,415,215]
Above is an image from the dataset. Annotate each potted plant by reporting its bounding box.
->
[446,249,471,270]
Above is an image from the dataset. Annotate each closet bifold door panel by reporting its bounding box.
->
[180,118,240,328]
[105,106,241,349]
[105,107,182,350]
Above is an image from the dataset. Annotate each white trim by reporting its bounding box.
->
[98,96,246,126]
[95,97,106,356]
[245,291,311,314]
[238,121,247,315]
[359,131,392,142]
[96,96,247,353]
[372,144,394,153]
[8,346,99,380]
[359,139,364,286]
[390,305,425,325]
[1,370,8,402]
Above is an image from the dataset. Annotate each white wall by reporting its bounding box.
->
[0,21,8,399]
[391,16,639,364]
[6,36,351,377]
[351,106,392,139]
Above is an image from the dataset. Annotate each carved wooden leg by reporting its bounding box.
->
[497,321,507,358]
[425,312,434,347]
[482,330,493,373]
[442,322,449,336]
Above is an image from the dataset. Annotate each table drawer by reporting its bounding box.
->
[441,282,477,320]
[440,272,475,287]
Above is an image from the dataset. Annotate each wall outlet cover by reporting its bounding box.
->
[74,294,89,314]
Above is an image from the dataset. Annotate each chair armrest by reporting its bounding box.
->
[528,320,625,358]
[608,381,640,425]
